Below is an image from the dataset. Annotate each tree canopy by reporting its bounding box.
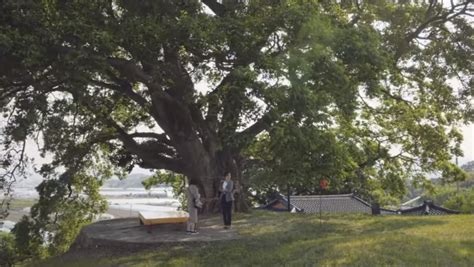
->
[0,0,473,259]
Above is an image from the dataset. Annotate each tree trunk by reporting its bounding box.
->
[232,155,250,212]
[184,147,249,214]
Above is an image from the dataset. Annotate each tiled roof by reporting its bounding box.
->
[259,196,302,212]
[289,194,372,214]
[380,208,398,215]
[260,194,458,216]
[399,201,459,215]
[259,194,389,214]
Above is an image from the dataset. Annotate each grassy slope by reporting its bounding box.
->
[43,211,474,266]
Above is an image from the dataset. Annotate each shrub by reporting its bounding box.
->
[444,189,474,214]
[0,232,18,267]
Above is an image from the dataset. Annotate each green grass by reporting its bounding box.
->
[9,199,37,209]
[42,211,474,266]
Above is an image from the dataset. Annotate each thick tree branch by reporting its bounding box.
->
[163,47,195,99]
[396,1,472,59]
[210,22,281,140]
[129,132,173,146]
[205,73,236,126]
[1,71,63,104]
[112,122,184,173]
[380,88,414,108]
[107,57,183,111]
[106,56,189,139]
[138,140,177,158]
[408,1,470,40]
[202,0,226,16]
[161,46,216,147]
[66,86,185,173]
[107,57,153,83]
[89,79,149,108]
[234,110,275,150]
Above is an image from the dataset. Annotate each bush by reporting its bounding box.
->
[0,232,18,267]
[444,189,474,214]
[423,186,457,206]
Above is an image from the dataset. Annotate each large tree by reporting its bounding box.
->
[1,0,473,217]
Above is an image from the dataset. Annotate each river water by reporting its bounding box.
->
[1,186,180,233]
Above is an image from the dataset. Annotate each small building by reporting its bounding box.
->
[399,200,460,215]
[260,194,396,215]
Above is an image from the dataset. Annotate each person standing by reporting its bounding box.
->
[220,172,234,229]
[186,181,202,234]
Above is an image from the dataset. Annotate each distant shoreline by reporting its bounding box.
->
[5,186,174,199]
[2,187,180,227]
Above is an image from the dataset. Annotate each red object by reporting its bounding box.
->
[319,179,329,190]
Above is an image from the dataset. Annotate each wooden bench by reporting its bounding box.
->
[138,210,189,233]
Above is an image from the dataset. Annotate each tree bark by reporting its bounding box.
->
[181,144,249,214]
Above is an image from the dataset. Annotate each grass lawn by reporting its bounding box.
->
[42,211,474,266]
[8,199,37,209]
